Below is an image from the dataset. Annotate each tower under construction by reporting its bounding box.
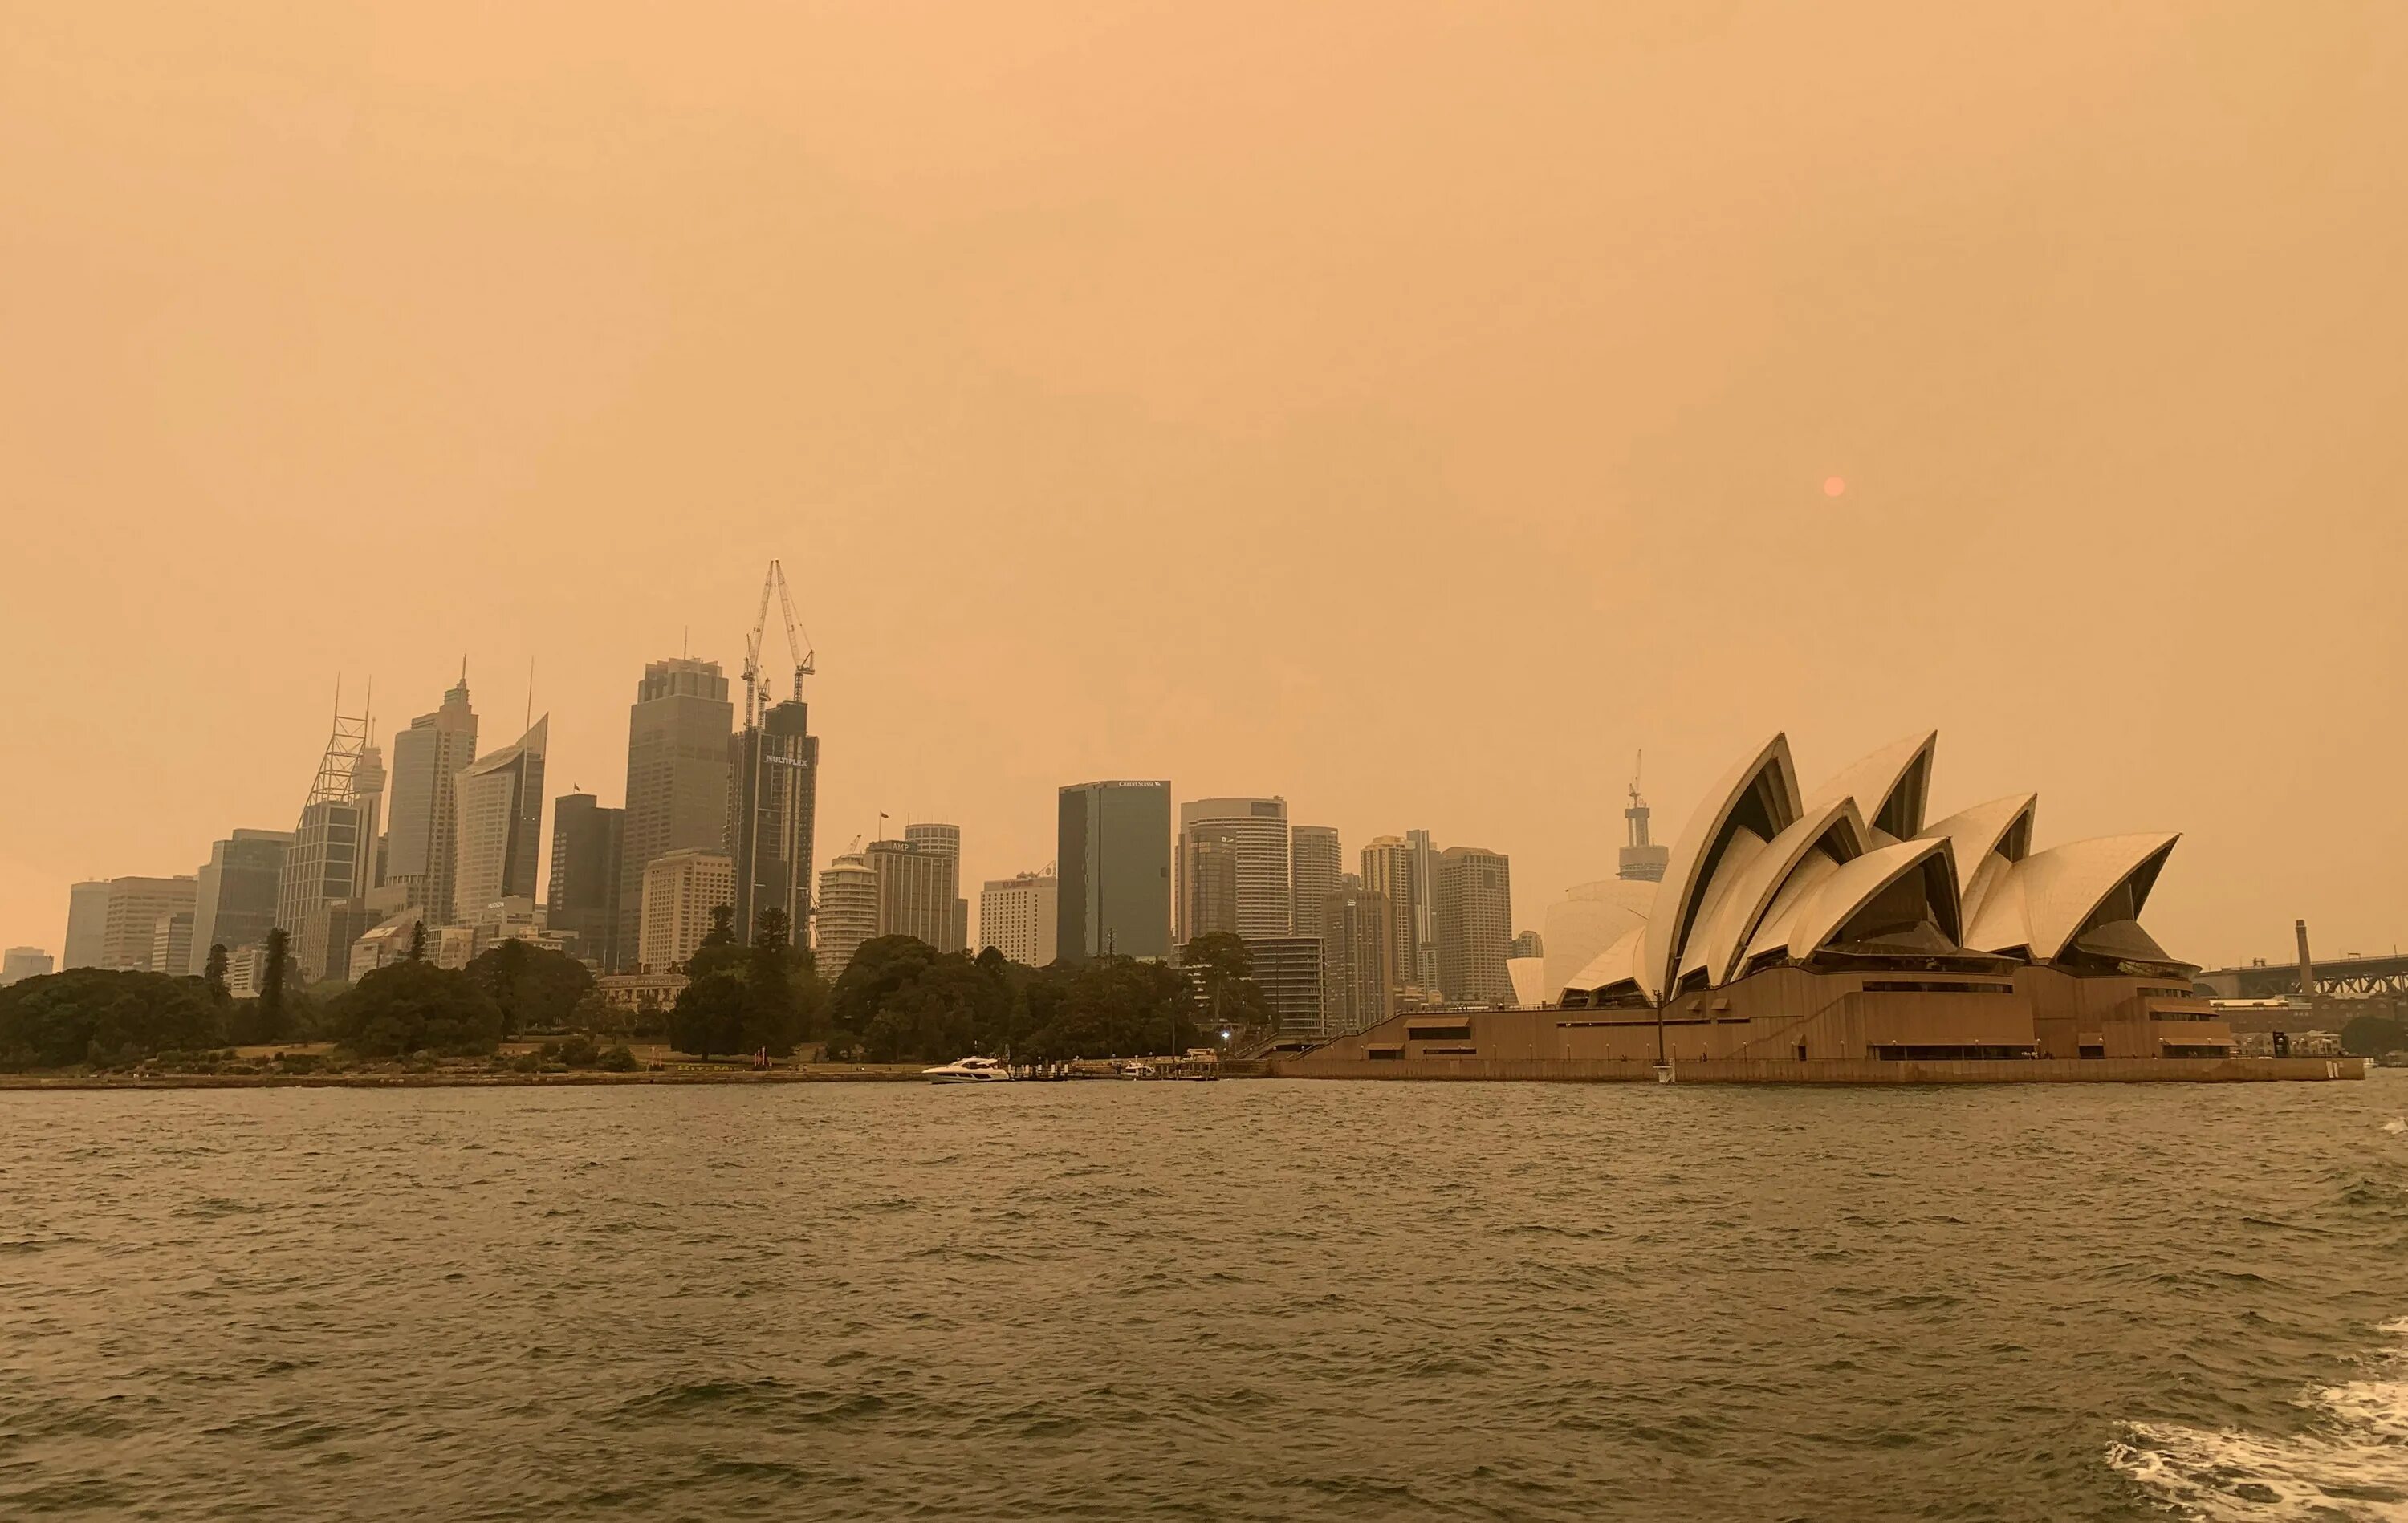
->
[730,561,820,948]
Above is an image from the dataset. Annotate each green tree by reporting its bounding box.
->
[202,944,230,1002]
[684,904,745,981]
[0,969,226,1070]
[463,939,593,1036]
[742,907,801,1057]
[256,927,292,1042]
[860,956,996,1062]
[1178,932,1271,1043]
[829,936,940,1035]
[1012,955,1198,1062]
[407,920,428,962]
[2340,1013,2407,1057]
[571,989,625,1038]
[669,972,748,1058]
[330,961,505,1058]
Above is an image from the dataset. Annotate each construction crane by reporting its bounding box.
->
[741,559,817,728]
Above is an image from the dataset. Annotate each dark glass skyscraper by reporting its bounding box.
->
[1056,780,1171,961]
[547,792,623,968]
[730,698,818,947]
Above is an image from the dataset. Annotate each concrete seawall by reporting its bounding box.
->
[1267,1055,2367,1084]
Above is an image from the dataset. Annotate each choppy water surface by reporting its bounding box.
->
[2,1075,2403,1521]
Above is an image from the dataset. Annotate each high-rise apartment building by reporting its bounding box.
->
[547,793,623,969]
[1359,835,1439,1001]
[62,881,112,969]
[384,675,477,920]
[1058,781,1171,961]
[1289,826,1342,940]
[1182,830,1241,940]
[730,697,819,948]
[99,876,196,971]
[453,716,548,921]
[1177,798,1291,942]
[1243,935,1324,1040]
[617,658,734,971]
[189,830,292,973]
[1318,886,1393,1036]
[1436,846,1514,1006]
[867,837,956,950]
[276,706,384,985]
[149,912,193,977]
[814,852,879,979]
[1406,829,1440,991]
[903,823,967,952]
[2,948,52,985]
[637,848,734,973]
[978,870,1058,967]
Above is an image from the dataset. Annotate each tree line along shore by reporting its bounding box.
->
[0,908,1281,1082]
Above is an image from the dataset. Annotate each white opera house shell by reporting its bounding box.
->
[1290,732,2272,1078]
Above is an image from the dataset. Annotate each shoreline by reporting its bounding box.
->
[0,1066,934,1090]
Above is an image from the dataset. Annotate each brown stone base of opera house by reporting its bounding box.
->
[1267,1055,2365,1083]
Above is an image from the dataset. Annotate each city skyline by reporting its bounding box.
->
[3,2,2403,977]
[8,624,2399,974]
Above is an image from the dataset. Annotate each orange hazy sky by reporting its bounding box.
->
[3,2,2402,967]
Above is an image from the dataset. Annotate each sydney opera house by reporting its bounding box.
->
[1286,731,2350,1081]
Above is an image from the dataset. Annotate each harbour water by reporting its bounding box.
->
[2,1074,2402,1520]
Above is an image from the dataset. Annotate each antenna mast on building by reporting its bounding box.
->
[307,680,375,805]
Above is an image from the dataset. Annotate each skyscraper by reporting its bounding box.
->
[1058,781,1172,961]
[730,697,819,948]
[99,876,196,971]
[276,703,384,985]
[453,716,548,921]
[148,912,193,977]
[903,822,967,952]
[189,830,292,973]
[978,869,1058,967]
[813,852,879,978]
[1,948,52,985]
[1358,836,1426,1001]
[1407,828,1439,991]
[1436,846,1514,1006]
[1182,828,1241,940]
[1289,826,1342,940]
[1177,797,1291,942]
[867,837,956,949]
[547,793,623,969]
[384,673,477,920]
[62,881,111,969]
[1318,885,1393,1036]
[617,657,734,971]
[637,847,734,972]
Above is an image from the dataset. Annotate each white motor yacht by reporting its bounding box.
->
[922,1056,1015,1085]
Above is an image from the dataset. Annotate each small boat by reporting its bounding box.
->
[1117,1060,1157,1080]
[923,1056,1014,1085]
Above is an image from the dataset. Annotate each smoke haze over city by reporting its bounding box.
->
[2,2,2402,966]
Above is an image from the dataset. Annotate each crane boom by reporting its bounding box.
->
[774,564,815,699]
[739,559,816,725]
[742,567,775,728]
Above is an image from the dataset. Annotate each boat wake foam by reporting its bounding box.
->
[2107,1318,2408,1519]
